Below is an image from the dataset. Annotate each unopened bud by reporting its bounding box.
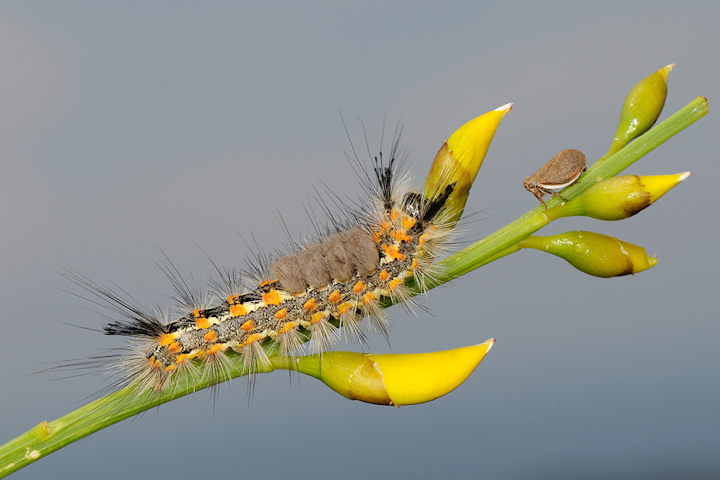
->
[518,231,657,277]
[550,172,690,221]
[603,64,674,159]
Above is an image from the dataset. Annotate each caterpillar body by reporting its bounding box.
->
[66,143,459,397]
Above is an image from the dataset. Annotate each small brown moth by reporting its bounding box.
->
[524,149,587,208]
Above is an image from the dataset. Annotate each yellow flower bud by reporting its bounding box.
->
[549,172,690,221]
[518,231,657,277]
[295,339,495,406]
[603,64,674,159]
[424,104,512,224]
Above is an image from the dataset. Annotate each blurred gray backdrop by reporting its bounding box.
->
[1,2,718,479]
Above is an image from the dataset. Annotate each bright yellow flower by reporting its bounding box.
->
[296,339,495,406]
[424,104,512,223]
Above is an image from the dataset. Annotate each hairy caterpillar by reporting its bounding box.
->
[63,134,460,399]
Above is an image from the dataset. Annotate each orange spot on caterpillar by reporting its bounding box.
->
[263,289,282,306]
[328,290,342,304]
[204,331,217,342]
[389,277,403,291]
[229,304,248,317]
[310,312,327,324]
[383,244,405,261]
[153,359,163,371]
[337,302,353,315]
[353,281,366,293]
[241,320,255,331]
[380,220,392,232]
[411,258,418,270]
[391,230,412,243]
[168,342,181,354]
[371,231,382,243]
[158,333,175,346]
[390,210,401,221]
[303,298,317,312]
[195,317,210,329]
[402,216,416,230]
[193,310,211,329]
[204,344,224,356]
[363,292,376,304]
[176,354,190,364]
[379,269,390,281]
[275,308,288,320]
[241,333,262,346]
[228,295,248,317]
[278,322,296,334]
[164,364,176,373]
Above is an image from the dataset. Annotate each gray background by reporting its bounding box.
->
[2,2,718,479]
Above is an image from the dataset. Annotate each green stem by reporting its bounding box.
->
[0,95,707,478]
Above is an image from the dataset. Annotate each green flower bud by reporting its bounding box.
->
[548,173,690,221]
[518,231,657,278]
[603,64,674,159]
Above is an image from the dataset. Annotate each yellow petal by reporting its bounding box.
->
[446,103,512,180]
[617,238,658,274]
[424,104,512,223]
[369,339,495,406]
[641,171,692,204]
